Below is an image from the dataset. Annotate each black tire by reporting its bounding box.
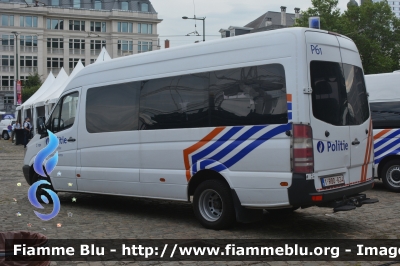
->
[193,180,236,230]
[2,131,9,140]
[267,207,299,215]
[381,159,400,192]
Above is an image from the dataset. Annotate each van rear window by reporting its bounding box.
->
[310,61,369,126]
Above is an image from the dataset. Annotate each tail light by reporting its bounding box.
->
[292,124,314,173]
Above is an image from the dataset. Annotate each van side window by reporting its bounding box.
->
[371,102,400,129]
[139,73,209,130]
[46,91,79,133]
[139,63,288,130]
[209,64,287,126]
[86,82,140,133]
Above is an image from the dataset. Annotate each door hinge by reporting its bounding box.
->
[303,88,313,94]
[306,174,315,180]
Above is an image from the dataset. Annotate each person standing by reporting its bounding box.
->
[11,121,21,143]
[23,117,32,148]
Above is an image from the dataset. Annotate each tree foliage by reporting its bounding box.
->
[295,0,343,32]
[22,72,42,102]
[295,0,400,74]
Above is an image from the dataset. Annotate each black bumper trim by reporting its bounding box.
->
[22,165,31,185]
[288,173,374,207]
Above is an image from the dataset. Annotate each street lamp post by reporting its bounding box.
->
[182,16,206,42]
[11,31,19,87]
[11,31,19,107]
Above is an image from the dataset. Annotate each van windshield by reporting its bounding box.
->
[310,61,369,126]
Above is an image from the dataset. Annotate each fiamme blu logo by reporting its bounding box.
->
[317,140,349,153]
[28,130,61,221]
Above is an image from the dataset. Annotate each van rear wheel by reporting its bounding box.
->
[382,159,400,192]
[193,180,235,230]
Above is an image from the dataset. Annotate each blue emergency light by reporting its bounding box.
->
[309,17,320,29]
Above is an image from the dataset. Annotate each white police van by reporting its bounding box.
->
[23,28,377,229]
[366,72,400,192]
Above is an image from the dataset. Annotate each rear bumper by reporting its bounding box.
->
[288,174,374,207]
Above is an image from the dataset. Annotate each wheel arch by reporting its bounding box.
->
[187,169,231,201]
[378,155,400,178]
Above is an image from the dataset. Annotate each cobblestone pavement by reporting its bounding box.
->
[0,140,399,266]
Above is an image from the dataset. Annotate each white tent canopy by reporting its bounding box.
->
[33,68,68,108]
[44,60,85,105]
[93,47,111,63]
[18,72,56,111]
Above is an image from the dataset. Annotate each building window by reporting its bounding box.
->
[69,39,85,55]
[1,15,14,26]
[90,40,106,55]
[20,56,37,73]
[1,55,14,72]
[94,0,102,9]
[47,57,63,68]
[73,0,80,8]
[90,21,106,32]
[20,56,38,67]
[90,59,96,64]
[4,96,14,104]
[1,35,14,51]
[1,76,14,90]
[138,23,152,34]
[20,16,38,27]
[47,19,64,30]
[69,58,85,71]
[47,38,64,54]
[140,2,149,12]
[121,1,128,10]
[69,20,85,31]
[20,36,38,53]
[20,36,38,47]
[51,0,59,6]
[118,22,133,32]
[117,40,133,55]
[138,41,152,53]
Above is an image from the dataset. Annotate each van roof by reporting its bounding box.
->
[365,72,400,102]
[64,27,350,92]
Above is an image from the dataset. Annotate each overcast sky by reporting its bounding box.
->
[151,0,356,48]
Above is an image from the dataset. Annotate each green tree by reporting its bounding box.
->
[342,0,400,74]
[295,0,344,32]
[22,72,42,102]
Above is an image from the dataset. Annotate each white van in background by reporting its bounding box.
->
[366,72,400,192]
[0,119,15,140]
[23,28,377,229]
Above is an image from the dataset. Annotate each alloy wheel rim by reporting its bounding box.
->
[198,189,223,222]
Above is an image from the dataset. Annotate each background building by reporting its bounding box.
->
[219,7,300,38]
[363,0,400,17]
[0,0,161,112]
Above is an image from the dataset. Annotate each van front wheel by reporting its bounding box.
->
[2,131,9,140]
[382,159,400,192]
[193,180,235,230]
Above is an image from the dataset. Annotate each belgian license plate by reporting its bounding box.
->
[321,175,345,188]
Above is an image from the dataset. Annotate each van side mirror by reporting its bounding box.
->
[37,117,46,135]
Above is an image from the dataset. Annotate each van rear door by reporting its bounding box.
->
[336,36,372,185]
[305,31,351,191]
